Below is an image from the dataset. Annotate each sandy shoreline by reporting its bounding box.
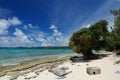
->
[0,52,120,80]
[0,56,71,78]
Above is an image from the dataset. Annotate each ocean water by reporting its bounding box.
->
[0,47,74,66]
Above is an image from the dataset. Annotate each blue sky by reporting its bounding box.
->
[0,0,120,47]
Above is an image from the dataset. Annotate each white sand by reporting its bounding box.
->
[0,52,120,80]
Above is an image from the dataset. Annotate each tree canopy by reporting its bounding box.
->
[69,9,120,59]
[69,20,108,59]
[110,9,120,49]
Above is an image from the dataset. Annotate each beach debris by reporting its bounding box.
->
[6,73,20,80]
[77,65,80,66]
[60,67,69,70]
[35,71,40,75]
[71,63,75,65]
[116,51,120,56]
[23,72,37,79]
[48,67,72,78]
[86,64,89,66]
[70,56,82,62]
[34,68,46,75]
[87,67,101,75]
[115,71,120,74]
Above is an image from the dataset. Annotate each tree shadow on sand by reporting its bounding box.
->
[69,53,110,63]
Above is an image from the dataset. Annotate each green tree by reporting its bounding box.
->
[89,20,108,50]
[105,32,117,50]
[69,20,108,59]
[110,9,120,49]
[110,9,120,39]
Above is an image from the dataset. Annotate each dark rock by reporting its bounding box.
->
[115,71,120,74]
[86,64,89,66]
[70,56,83,62]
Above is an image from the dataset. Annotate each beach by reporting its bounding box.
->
[0,0,119,80]
[0,51,120,80]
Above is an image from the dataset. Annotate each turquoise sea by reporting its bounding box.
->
[0,47,74,66]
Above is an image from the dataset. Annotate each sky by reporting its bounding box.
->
[0,0,120,47]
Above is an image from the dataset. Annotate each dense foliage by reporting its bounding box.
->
[69,20,108,59]
[110,9,120,47]
[69,9,120,59]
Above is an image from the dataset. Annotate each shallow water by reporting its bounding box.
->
[0,47,74,66]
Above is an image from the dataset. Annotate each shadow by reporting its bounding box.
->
[116,51,120,56]
[69,56,91,62]
[98,53,111,59]
[69,53,110,63]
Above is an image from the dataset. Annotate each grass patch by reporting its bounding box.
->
[116,60,120,64]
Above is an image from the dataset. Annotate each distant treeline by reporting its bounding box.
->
[0,46,69,49]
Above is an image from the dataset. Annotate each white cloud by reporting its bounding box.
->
[0,37,9,45]
[36,24,69,46]
[28,24,34,28]
[82,24,91,28]
[35,31,51,46]
[50,24,57,29]
[23,24,38,30]
[0,37,10,47]
[14,28,31,43]
[41,42,48,46]
[36,36,47,43]
[0,23,69,47]
[0,17,22,35]
[0,19,9,35]
[0,28,34,47]
[23,25,28,30]
[85,24,91,28]
[53,29,62,36]
[50,25,62,37]
[0,17,69,47]
[8,17,22,25]
[55,36,70,46]
[36,34,49,46]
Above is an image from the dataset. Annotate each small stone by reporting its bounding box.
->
[71,63,74,65]
[115,71,120,74]
[77,65,80,66]
[35,72,40,75]
[86,64,89,66]
[60,67,69,70]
